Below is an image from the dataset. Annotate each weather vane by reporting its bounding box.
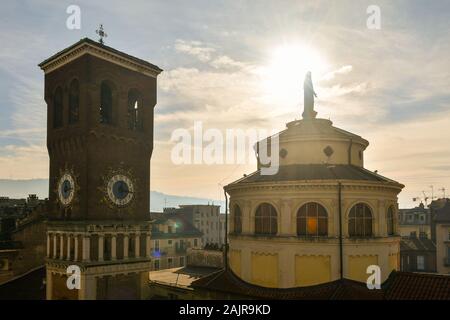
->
[96,24,108,45]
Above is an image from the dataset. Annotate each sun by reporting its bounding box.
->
[260,44,329,106]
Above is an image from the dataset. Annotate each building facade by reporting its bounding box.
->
[164,205,225,247]
[149,212,202,271]
[431,199,450,274]
[39,38,162,299]
[225,114,403,288]
[400,236,436,273]
[398,203,431,238]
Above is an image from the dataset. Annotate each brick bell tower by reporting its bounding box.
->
[39,36,162,299]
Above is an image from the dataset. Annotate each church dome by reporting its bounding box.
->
[257,117,369,169]
[225,101,403,288]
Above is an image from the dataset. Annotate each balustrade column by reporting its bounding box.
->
[135,233,140,258]
[146,233,151,258]
[74,235,79,261]
[82,235,90,262]
[98,235,104,261]
[53,234,57,259]
[46,233,51,258]
[123,234,129,259]
[111,234,117,260]
[60,234,65,259]
[66,235,71,261]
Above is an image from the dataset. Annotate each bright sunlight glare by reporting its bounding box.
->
[260,44,329,106]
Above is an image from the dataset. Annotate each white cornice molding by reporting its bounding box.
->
[225,179,403,194]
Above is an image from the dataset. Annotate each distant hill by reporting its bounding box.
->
[0,179,225,213]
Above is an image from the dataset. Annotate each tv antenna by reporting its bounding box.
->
[439,187,446,199]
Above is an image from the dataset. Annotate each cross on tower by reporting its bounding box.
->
[96,24,108,45]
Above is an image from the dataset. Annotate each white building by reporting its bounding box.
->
[164,205,226,247]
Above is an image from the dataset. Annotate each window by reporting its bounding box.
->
[194,239,198,247]
[417,255,425,270]
[154,240,160,251]
[127,89,142,130]
[348,203,373,237]
[387,206,395,236]
[53,87,63,128]
[154,259,160,270]
[168,226,173,233]
[168,240,172,245]
[100,81,113,124]
[297,202,328,236]
[233,205,242,234]
[180,256,185,267]
[68,79,79,124]
[168,258,173,268]
[255,203,277,235]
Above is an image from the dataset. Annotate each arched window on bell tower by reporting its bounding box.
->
[128,89,142,130]
[68,79,79,124]
[100,81,113,124]
[53,87,63,128]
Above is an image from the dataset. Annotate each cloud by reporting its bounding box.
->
[210,55,245,69]
[174,39,216,62]
[321,65,353,81]
[0,144,48,179]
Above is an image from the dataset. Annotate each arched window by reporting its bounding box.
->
[233,205,242,234]
[69,79,79,124]
[387,206,395,236]
[297,202,328,236]
[349,203,373,237]
[255,203,277,235]
[100,81,113,124]
[53,87,63,128]
[128,89,142,130]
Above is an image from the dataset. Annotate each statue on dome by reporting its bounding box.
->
[302,71,318,119]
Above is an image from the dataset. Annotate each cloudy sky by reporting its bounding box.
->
[0,0,449,208]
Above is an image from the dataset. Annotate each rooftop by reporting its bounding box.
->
[400,237,436,252]
[149,266,221,289]
[227,164,403,187]
[190,268,450,300]
[38,37,163,76]
[434,199,450,222]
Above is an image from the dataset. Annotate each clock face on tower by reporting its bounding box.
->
[57,173,75,206]
[106,174,135,207]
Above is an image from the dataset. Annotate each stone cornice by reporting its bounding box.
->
[225,179,403,194]
[39,41,161,78]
